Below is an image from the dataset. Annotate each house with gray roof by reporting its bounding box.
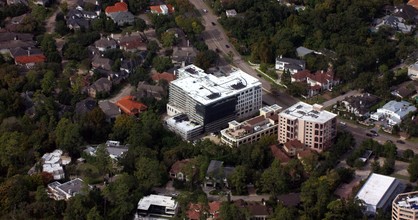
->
[296,46,314,58]
[136,81,166,100]
[98,100,121,121]
[75,97,97,116]
[94,38,118,52]
[204,160,235,188]
[275,55,306,74]
[341,93,381,117]
[373,15,415,33]
[47,178,90,200]
[88,77,112,98]
[108,11,134,26]
[83,141,129,160]
[172,47,197,67]
[91,55,113,71]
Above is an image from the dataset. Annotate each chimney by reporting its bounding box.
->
[14,35,18,40]
[27,47,31,56]
[312,104,323,111]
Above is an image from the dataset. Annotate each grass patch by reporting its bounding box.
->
[391,173,410,181]
[408,137,418,143]
[77,163,104,184]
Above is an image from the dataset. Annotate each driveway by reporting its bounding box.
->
[321,90,361,108]
[108,84,135,103]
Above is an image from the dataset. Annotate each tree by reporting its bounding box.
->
[403,149,414,160]
[152,56,173,73]
[161,32,177,48]
[55,118,83,156]
[281,69,291,86]
[87,207,103,220]
[95,144,113,177]
[219,202,249,220]
[134,157,165,190]
[408,156,418,182]
[134,18,147,32]
[41,71,55,95]
[0,132,29,175]
[110,115,136,141]
[258,160,288,197]
[194,50,219,70]
[228,165,248,195]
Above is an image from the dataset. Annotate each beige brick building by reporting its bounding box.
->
[392,191,418,220]
[278,102,337,151]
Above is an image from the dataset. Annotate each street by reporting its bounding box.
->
[189,0,298,109]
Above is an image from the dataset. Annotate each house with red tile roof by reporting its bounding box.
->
[283,139,305,156]
[105,1,128,15]
[186,203,204,220]
[208,201,221,219]
[270,144,291,165]
[152,72,176,83]
[15,53,46,68]
[169,159,192,181]
[291,69,339,98]
[150,4,175,15]
[116,96,147,115]
[409,0,418,9]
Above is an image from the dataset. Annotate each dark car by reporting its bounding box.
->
[396,140,405,144]
[366,133,373,137]
[370,130,377,134]
[225,44,230,48]
[211,22,216,26]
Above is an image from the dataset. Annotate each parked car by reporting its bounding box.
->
[366,133,374,137]
[211,22,216,26]
[396,140,405,144]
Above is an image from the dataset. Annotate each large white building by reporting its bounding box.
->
[356,173,404,216]
[166,65,262,140]
[136,194,178,218]
[220,104,282,147]
[278,102,337,151]
[370,100,417,126]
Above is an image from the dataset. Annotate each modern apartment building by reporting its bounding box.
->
[392,191,418,220]
[278,102,337,151]
[136,194,178,218]
[220,104,282,147]
[166,65,262,140]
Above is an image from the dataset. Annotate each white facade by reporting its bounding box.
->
[356,173,404,216]
[137,194,178,218]
[166,65,262,140]
[41,149,70,180]
[408,61,418,80]
[370,100,417,126]
[221,105,282,147]
[275,56,305,74]
[226,9,237,17]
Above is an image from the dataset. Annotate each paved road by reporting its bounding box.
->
[322,90,361,108]
[341,120,418,154]
[189,0,297,109]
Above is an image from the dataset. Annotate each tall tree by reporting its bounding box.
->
[55,118,83,156]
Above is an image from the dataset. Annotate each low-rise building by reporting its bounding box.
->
[370,100,417,126]
[116,96,147,116]
[150,4,175,15]
[47,178,89,200]
[275,55,306,74]
[341,93,381,117]
[108,11,134,26]
[169,159,192,181]
[356,173,405,216]
[204,160,234,188]
[220,105,282,147]
[136,194,178,218]
[392,191,418,220]
[98,100,121,121]
[292,69,339,98]
[83,140,129,160]
[94,38,118,52]
[88,77,112,98]
[270,144,291,165]
[226,9,237,17]
[283,139,305,156]
[40,149,71,180]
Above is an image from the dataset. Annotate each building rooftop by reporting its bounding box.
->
[172,65,261,105]
[56,178,85,196]
[394,191,418,210]
[105,2,128,14]
[165,114,203,134]
[137,194,178,210]
[380,100,417,119]
[279,101,336,123]
[356,173,400,212]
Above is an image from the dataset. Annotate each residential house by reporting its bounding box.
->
[172,47,198,67]
[136,81,166,100]
[208,201,221,219]
[283,139,305,157]
[166,28,188,47]
[75,97,97,116]
[204,160,235,188]
[116,96,147,115]
[297,148,316,162]
[341,93,381,117]
[373,15,415,33]
[6,0,28,5]
[151,72,176,83]
[98,100,121,121]
[292,69,339,97]
[0,32,36,54]
[186,203,204,220]
[150,4,175,15]
[66,9,99,30]
[34,0,50,6]
[67,17,90,30]
[408,61,418,80]
[108,11,135,26]
[47,178,89,200]
[10,13,27,25]
[370,100,417,126]
[88,77,112,98]
[169,159,192,181]
[275,55,306,74]
[391,81,417,99]
[14,52,46,68]
[105,1,128,15]
[296,46,314,58]
[94,38,118,52]
[91,55,113,70]
[226,9,237,17]
[118,34,147,52]
[277,193,301,207]
[270,144,291,165]
[233,200,272,220]
[394,4,418,22]
[120,58,141,74]
[36,149,71,180]
[409,0,418,9]
[83,140,129,160]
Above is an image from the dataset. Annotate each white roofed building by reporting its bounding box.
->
[392,191,418,220]
[136,194,178,218]
[39,149,71,180]
[356,173,405,216]
[47,178,90,200]
[370,100,417,126]
[166,65,262,140]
